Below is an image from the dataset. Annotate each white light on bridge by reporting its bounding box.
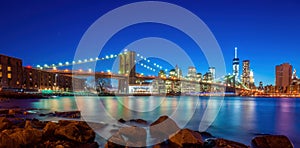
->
[37,65,41,67]
[160,66,162,69]
[144,58,146,61]
[150,68,152,70]
[78,60,82,63]
[90,58,94,61]
[84,59,88,62]
[156,65,159,68]
[141,63,143,66]
[165,69,168,72]
[147,60,150,62]
[154,63,156,66]
[153,69,156,72]
[53,67,57,70]
[88,68,92,72]
[96,57,99,60]
[72,61,76,64]
[144,65,146,68]
[58,62,63,66]
[141,56,143,59]
[147,66,149,69]
[106,55,109,59]
[107,70,111,72]
[110,54,114,58]
[137,54,140,57]
[65,62,69,65]
[114,54,117,57]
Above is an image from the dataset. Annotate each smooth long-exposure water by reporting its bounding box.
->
[1,96,299,147]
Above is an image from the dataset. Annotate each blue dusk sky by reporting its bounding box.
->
[0,0,300,85]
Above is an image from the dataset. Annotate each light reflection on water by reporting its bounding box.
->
[1,96,299,147]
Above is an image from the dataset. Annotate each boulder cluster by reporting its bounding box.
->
[0,117,98,148]
[107,115,294,148]
[0,115,294,148]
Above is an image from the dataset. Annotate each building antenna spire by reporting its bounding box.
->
[234,47,238,58]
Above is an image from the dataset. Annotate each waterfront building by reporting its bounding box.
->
[23,67,85,92]
[275,63,292,93]
[0,54,23,91]
[209,67,216,81]
[203,72,213,82]
[175,65,182,78]
[187,66,197,80]
[258,81,264,91]
[242,60,251,88]
[232,47,240,81]
[169,69,176,78]
[196,73,202,81]
[249,69,255,88]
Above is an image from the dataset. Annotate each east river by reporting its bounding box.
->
[1,96,299,147]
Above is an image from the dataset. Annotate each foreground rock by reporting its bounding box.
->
[150,115,180,139]
[169,128,203,147]
[0,117,98,148]
[204,138,249,148]
[54,120,95,143]
[105,126,147,148]
[251,135,294,148]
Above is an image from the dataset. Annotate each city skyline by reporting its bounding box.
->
[1,0,300,85]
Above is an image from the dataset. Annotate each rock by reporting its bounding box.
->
[0,117,12,131]
[118,118,126,123]
[43,140,99,148]
[54,111,81,118]
[129,119,148,125]
[105,133,126,148]
[54,121,95,143]
[24,120,32,128]
[204,138,249,148]
[43,121,59,136]
[0,132,19,148]
[169,128,203,148]
[8,128,43,146]
[119,126,147,146]
[251,135,293,148]
[150,115,180,139]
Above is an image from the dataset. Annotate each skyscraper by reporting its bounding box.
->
[232,47,239,81]
[209,67,216,80]
[276,63,292,92]
[242,60,250,87]
[187,66,196,80]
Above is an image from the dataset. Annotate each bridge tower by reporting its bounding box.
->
[118,50,136,93]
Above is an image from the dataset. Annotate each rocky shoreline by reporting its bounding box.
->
[0,108,295,148]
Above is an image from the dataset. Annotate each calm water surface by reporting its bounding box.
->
[1,96,299,147]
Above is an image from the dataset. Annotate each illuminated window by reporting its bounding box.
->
[16,81,19,85]
[0,64,2,70]
[0,72,2,77]
[7,73,11,79]
[7,66,11,71]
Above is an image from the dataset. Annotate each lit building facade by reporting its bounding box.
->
[23,67,86,92]
[0,54,23,91]
[209,67,216,81]
[275,63,292,92]
[187,66,197,80]
[242,60,251,87]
